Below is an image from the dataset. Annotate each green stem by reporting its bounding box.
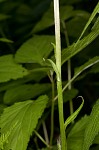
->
[34,130,50,148]
[61,21,74,117]
[42,121,49,144]
[50,73,55,145]
[53,0,67,149]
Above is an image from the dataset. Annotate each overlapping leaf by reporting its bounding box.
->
[82,99,99,150]
[15,35,55,65]
[0,55,28,83]
[1,95,48,150]
[4,83,51,105]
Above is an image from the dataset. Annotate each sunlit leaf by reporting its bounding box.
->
[0,55,28,83]
[1,95,48,150]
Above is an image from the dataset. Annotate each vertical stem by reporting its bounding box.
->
[42,121,49,145]
[53,0,67,149]
[50,73,55,145]
[61,21,74,117]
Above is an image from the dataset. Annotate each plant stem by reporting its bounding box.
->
[61,21,74,117]
[42,121,49,144]
[50,72,55,145]
[34,130,50,148]
[53,0,67,149]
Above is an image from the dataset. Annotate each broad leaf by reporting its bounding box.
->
[67,115,89,150]
[82,99,99,150]
[0,55,28,83]
[32,5,73,33]
[61,17,99,65]
[1,95,48,150]
[4,83,51,105]
[64,96,84,129]
[15,35,55,65]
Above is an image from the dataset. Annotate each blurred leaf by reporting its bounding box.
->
[32,5,73,33]
[0,55,29,83]
[15,35,55,65]
[0,38,13,43]
[82,99,99,150]
[93,133,99,144]
[67,115,89,150]
[1,95,48,150]
[64,96,84,129]
[62,18,99,65]
[0,13,10,21]
[4,83,51,105]
[0,104,6,115]
[63,88,78,103]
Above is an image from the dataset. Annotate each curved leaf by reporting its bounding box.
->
[64,96,84,129]
[82,99,99,150]
[0,55,28,83]
[1,95,48,150]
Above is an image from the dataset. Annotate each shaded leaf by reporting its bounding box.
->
[64,96,84,129]
[63,56,99,91]
[4,83,51,105]
[1,95,48,150]
[0,38,13,43]
[0,55,28,83]
[0,13,10,21]
[32,5,73,33]
[15,35,55,65]
[61,17,99,65]
[67,115,89,150]
[82,99,99,150]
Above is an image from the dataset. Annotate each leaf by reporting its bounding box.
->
[64,96,84,129]
[1,95,48,150]
[0,55,28,83]
[67,115,89,150]
[63,56,99,91]
[4,83,51,105]
[82,99,99,150]
[93,133,99,144]
[15,35,55,65]
[32,5,73,33]
[0,38,13,43]
[63,88,78,103]
[0,13,10,21]
[77,2,99,41]
[61,17,99,65]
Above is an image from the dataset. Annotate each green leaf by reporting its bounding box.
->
[67,115,89,150]
[64,96,84,129]
[61,18,99,65]
[63,88,78,103]
[93,133,99,144]
[0,38,13,43]
[15,35,55,65]
[4,83,51,105]
[77,2,99,41]
[0,55,28,83]
[32,5,73,33]
[1,95,48,150]
[82,99,99,150]
[63,56,99,90]
[0,13,10,21]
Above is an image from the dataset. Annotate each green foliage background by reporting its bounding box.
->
[0,0,99,150]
